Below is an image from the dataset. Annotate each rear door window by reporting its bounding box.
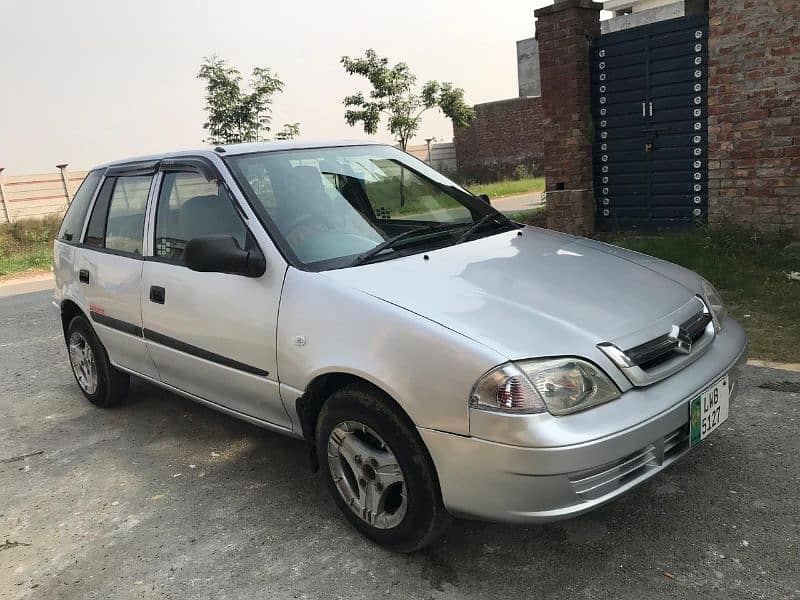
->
[83,177,115,248]
[105,176,151,254]
[83,175,152,255]
[57,169,104,242]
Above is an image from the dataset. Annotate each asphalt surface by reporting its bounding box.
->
[1,289,798,600]
[492,192,544,214]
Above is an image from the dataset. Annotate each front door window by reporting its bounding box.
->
[154,171,248,264]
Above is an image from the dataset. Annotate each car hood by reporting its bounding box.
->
[323,228,700,360]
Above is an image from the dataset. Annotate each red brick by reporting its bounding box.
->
[708,0,800,233]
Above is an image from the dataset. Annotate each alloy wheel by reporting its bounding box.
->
[68,331,98,395]
[327,420,408,529]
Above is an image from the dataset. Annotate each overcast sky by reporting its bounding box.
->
[0,0,576,173]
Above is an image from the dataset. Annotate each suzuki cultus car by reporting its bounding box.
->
[54,141,747,551]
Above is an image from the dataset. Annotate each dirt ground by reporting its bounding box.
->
[1,289,799,599]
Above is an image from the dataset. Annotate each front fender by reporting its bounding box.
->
[276,268,507,436]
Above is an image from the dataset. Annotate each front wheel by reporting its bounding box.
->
[316,383,451,552]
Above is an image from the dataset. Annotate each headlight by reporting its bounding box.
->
[701,279,727,331]
[470,358,621,416]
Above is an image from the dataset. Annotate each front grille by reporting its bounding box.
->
[569,424,689,500]
[628,309,712,371]
[598,296,716,387]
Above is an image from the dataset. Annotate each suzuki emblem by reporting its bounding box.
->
[669,325,693,355]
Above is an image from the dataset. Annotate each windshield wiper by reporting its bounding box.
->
[352,224,456,266]
[454,213,510,244]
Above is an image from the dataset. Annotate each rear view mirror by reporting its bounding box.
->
[184,235,266,277]
[478,193,491,205]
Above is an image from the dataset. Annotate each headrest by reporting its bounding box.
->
[181,194,240,237]
[287,165,327,197]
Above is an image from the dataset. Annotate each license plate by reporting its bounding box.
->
[689,374,730,446]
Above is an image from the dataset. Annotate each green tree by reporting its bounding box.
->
[274,122,301,140]
[340,49,475,150]
[198,56,289,144]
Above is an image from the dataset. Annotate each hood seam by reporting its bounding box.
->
[358,289,513,361]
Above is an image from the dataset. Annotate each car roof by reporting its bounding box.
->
[94,139,385,169]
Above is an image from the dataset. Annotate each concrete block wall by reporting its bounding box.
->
[404,142,457,173]
[0,170,88,223]
[517,37,542,97]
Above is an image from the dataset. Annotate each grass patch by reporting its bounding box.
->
[507,207,547,228]
[0,216,60,277]
[608,225,800,363]
[468,177,545,199]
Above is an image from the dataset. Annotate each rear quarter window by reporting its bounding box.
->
[57,169,104,242]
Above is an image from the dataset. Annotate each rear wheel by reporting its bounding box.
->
[67,315,129,407]
[316,383,451,552]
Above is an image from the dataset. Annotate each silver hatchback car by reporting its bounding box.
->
[53,140,748,551]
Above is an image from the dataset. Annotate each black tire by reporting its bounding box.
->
[66,315,129,408]
[316,383,451,552]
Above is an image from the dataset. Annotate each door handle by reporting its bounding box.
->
[149,286,165,304]
[649,102,654,117]
[79,269,90,284]
[642,101,646,117]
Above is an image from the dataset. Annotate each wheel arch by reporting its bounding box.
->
[60,299,88,341]
[295,371,418,449]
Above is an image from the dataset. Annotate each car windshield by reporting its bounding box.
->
[226,145,511,270]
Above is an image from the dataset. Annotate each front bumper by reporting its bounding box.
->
[420,319,748,523]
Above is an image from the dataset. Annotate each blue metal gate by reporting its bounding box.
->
[592,15,709,230]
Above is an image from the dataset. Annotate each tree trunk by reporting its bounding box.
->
[399,167,406,207]
[398,135,409,207]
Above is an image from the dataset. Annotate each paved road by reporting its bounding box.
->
[492,191,544,214]
[0,275,53,299]
[1,290,798,600]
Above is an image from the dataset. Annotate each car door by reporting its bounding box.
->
[139,161,290,428]
[78,166,158,379]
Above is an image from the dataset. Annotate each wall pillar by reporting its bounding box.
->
[0,168,10,224]
[56,163,72,207]
[534,0,601,236]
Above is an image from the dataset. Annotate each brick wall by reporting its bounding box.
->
[453,97,544,181]
[708,0,800,232]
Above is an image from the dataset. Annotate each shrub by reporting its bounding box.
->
[513,164,532,180]
[457,155,542,184]
[0,216,62,275]
[1,216,61,250]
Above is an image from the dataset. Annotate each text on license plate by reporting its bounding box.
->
[689,374,730,447]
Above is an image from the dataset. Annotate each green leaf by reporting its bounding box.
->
[340,49,473,147]
[197,56,298,144]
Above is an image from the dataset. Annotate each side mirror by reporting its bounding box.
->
[184,235,266,277]
[478,193,491,205]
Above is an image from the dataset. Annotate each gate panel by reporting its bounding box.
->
[592,14,709,231]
